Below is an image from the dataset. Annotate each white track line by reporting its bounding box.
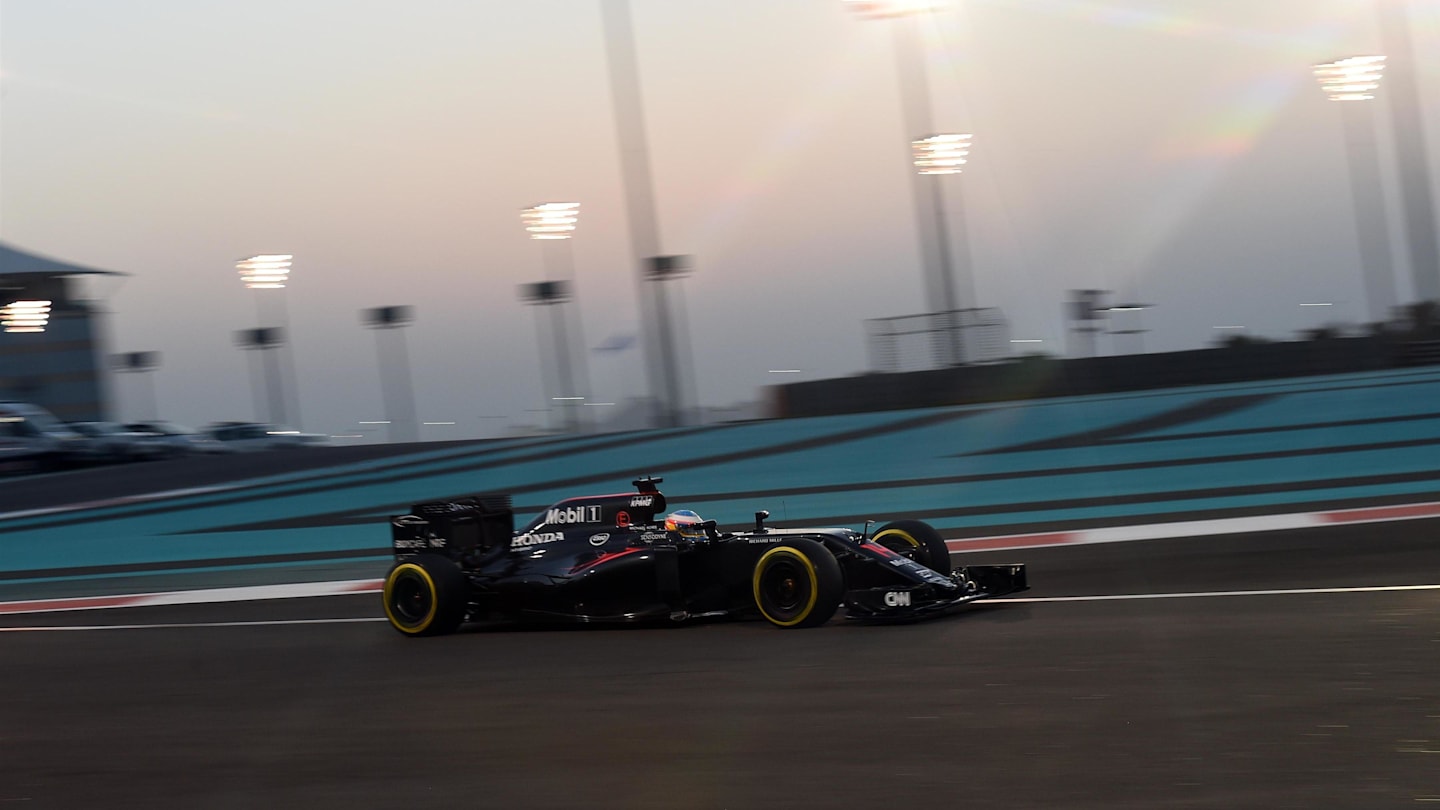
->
[999,584,1440,603]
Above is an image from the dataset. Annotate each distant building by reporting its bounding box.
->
[0,242,126,421]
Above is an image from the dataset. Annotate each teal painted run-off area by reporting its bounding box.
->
[3,367,1439,596]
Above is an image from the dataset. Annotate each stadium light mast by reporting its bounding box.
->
[362,306,419,444]
[235,254,301,427]
[1376,1,1440,305]
[522,202,591,433]
[645,254,694,428]
[845,0,976,367]
[1313,55,1398,323]
[236,327,285,425]
[912,133,973,364]
[600,1,696,427]
[519,280,579,433]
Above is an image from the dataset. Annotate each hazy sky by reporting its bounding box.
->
[2,0,1438,439]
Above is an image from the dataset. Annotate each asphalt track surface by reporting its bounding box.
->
[4,519,1438,809]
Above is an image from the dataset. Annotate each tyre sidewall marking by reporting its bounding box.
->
[384,563,437,633]
[753,546,819,627]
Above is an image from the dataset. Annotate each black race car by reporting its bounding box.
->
[382,477,1027,635]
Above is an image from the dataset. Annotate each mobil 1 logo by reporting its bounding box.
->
[546,505,602,525]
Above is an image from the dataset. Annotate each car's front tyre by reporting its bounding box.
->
[382,554,468,637]
[751,539,844,629]
[872,519,952,576]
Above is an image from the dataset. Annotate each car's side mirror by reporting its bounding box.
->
[754,510,770,531]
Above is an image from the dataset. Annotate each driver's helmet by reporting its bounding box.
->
[664,509,706,541]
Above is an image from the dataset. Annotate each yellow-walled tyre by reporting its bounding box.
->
[382,554,468,637]
[873,520,952,577]
[752,539,844,629]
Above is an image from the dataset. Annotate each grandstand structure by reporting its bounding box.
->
[0,242,125,420]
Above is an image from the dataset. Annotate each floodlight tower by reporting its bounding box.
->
[645,255,694,428]
[1313,56,1398,323]
[519,280,579,433]
[600,1,698,427]
[845,0,976,367]
[522,202,591,433]
[362,306,419,444]
[235,327,285,425]
[235,254,301,426]
[1376,1,1440,304]
[912,132,974,364]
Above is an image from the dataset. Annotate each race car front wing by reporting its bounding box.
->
[843,563,1028,622]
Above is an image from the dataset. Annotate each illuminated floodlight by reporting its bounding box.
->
[912,133,972,175]
[236,254,292,289]
[1314,55,1386,102]
[522,202,580,241]
[1,300,52,333]
[842,0,942,19]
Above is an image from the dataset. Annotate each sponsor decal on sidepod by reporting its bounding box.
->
[512,532,564,549]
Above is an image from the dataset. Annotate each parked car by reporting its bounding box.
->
[123,421,232,456]
[67,421,169,462]
[206,422,329,452]
[0,401,92,469]
[0,419,46,474]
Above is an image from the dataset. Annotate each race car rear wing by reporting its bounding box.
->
[391,494,514,562]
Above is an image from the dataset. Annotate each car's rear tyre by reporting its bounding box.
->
[383,554,468,637]
[752,539,844,629]
[873,520,952,576]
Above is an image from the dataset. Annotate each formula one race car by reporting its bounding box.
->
[382,477,1027,636]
